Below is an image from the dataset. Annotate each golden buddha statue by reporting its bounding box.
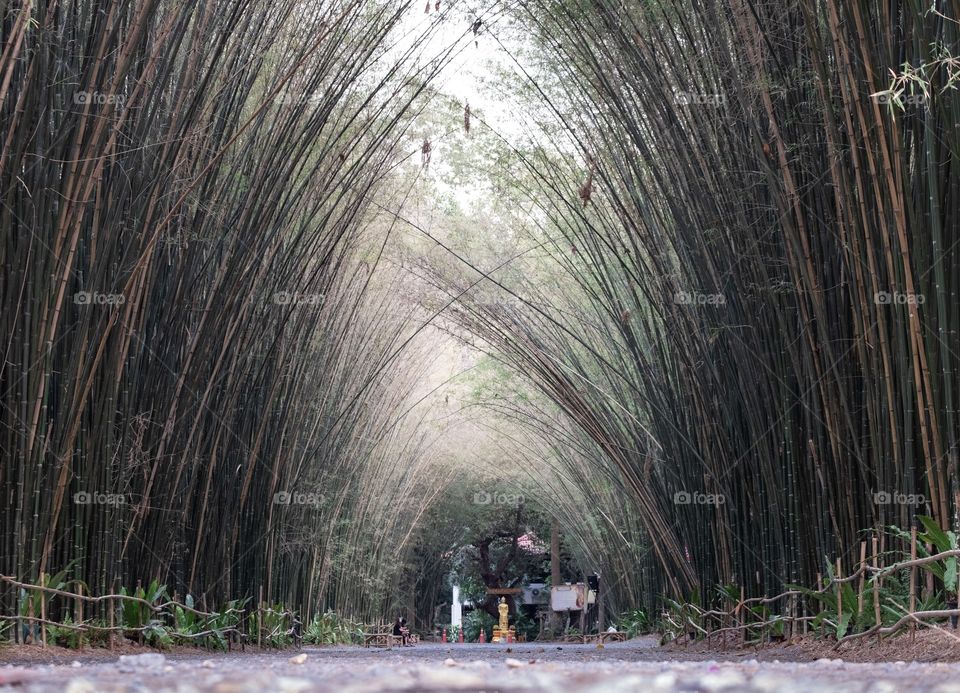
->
[492,596,515,643]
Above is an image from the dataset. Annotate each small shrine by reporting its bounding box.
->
[484,587,521,643]
[491,596,516,643]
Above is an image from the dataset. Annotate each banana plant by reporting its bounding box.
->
[889,516,958,597]
[302,610,363,645]
[617,609,649,638]
[18,563,76,643]
[118,579,170,647]
[788,563,862,639]
[173,594,199,636]
[199,598,247,650]
[712,584,785,644]
[658,589,704,644]
[251,603,294,647]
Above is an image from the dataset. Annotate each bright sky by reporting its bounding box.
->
[387,1,544,210]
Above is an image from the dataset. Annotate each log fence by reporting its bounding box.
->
[0,575,299,650]
[665,531,960,649]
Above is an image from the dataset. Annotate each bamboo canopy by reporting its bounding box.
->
[426,0,960,607]
[1,0,958,628]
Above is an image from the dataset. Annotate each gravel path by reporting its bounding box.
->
[3,641,960,691]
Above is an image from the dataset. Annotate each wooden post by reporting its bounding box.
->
[857,541,866,617]
[877,530,885,590]
[40,586,46,648]
[786,594,793,641]
[108,595,114,650]
[257,585,263,648]
[721,592,728,651]
[596,575,604,633]
[15,586,21,645]
[909,526,917,642]
[579,577,586,638]
[739,586,746,647]
[791,593,798,640]
[136,579,143,646]
[550,522,560,635]
[835,558,843,635]
[76,583,83,646]
[816,572,823,637]
[872,536,881,644]
[762,595,768,644]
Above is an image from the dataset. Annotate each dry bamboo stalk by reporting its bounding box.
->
[108,596,114,651]
[739,586,746,647]
[873,536,881,644]
[40,584,46,648]
[910,527,917,643]
[136,579,143,647]
[858,541,866,616]
[836,558,843,627]
[76,583,83,629]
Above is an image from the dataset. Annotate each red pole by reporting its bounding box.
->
[442,628,447,643]
[478,629,486,644]
[458,628,464,644]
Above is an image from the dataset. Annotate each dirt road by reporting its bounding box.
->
[3,640,960,691]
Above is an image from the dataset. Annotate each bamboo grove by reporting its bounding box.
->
[0,0,473,624]
[426,0,960,611]
[3,0,960,636]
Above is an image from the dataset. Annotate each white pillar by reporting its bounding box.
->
[451,585,462,628]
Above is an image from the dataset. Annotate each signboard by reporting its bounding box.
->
[550,583,586,611]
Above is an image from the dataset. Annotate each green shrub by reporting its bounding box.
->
[251,604,294,647]
[618,609,649,637]
[303,611,363,645]
[513,609,538,641]
[47,615,85,649]
[463,609,494,642]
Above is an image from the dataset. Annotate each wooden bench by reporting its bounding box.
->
[363,631,392,647]
[363,631,418,647]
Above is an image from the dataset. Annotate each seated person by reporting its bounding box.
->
[393,616,411,645]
